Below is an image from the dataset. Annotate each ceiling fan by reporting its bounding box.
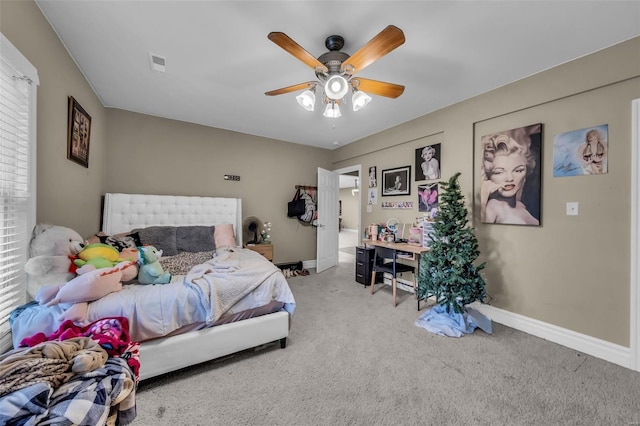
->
[265,25,406,117]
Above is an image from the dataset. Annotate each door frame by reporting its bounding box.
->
[334,165,362,246]
[631,98,639,371]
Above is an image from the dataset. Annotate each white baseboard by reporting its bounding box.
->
[303,260,316,270]
[468,302,632,370]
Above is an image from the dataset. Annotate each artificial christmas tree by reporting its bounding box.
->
[417,172,487,314]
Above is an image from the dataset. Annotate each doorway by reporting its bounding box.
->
[335,165,361,263]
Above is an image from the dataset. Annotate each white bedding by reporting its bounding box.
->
[12,248,295,345]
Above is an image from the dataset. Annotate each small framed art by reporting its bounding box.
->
[382,165,411,196]
[415,143,441,181]
[67,96,91,168]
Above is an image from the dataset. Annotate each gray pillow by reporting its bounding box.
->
[135,226,178,256]
[176,226,215,253]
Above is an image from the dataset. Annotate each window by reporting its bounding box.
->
[0,33,38,353]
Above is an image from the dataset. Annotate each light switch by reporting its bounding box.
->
[566,202,579,216]
[366,204,372,213]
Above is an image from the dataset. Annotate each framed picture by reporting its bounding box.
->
[479,123,542,226]
[415,143,441,181]
[368,166,377,188]
[382,165,411,196]
[552,124,608,177]
[418,182,438,214]
[67,96,91,168]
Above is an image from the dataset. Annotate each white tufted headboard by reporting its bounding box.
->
[102,193,243,246]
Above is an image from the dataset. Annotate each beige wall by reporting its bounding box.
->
[1,0,108,238]
[334,37,640,347]
[105,109,333,263]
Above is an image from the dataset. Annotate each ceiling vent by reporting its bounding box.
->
[149,53,166,72]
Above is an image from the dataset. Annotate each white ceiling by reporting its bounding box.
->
[36,1,640,150]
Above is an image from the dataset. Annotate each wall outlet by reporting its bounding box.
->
[224,174,240,181]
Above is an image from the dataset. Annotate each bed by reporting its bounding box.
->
[98,193,295,381]
[9,193,295,384]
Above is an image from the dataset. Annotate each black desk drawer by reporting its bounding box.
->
[355,246,382,286]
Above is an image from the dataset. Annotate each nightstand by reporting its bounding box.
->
[244,243,273,261]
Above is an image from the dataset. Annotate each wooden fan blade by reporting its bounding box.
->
[265,82,315,96]
[352,78,405,98]
[268,32,328,73]
[342,25,405,75]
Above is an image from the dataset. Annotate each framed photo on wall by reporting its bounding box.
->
[67,96,91,168]
[552,124,608,177]
[369,166,377,188]
[415,143,441,181]
[479,123,542,226]
[382,165,411,196]
[418,182,438,214]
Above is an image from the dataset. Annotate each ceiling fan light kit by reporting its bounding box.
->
[323,101,341,118]
[296,87,316,111]
[352,89,372,112]
[266,25,405,119]
[324,75,349,100]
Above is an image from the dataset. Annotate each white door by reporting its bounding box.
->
[316,167,339,273]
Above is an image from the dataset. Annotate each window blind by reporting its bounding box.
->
[0,34,38,353]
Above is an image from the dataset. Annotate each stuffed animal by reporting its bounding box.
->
[137,245,171,285]
[73,243,139,283]
[74,243,122,274]
[24,224,85,300]
[34,260,138,323]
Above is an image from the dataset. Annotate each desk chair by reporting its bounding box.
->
[370,246,416,307]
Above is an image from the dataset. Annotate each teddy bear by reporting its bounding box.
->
[137,245,171,284]
[24,224,85,300]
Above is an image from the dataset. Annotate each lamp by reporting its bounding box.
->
[296,87,316,112]
[324,75,349,100]
[323,101,341,118]
[352,89,372,112]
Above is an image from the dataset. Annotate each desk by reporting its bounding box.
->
[362,239,429,309]
[362,239,429,257]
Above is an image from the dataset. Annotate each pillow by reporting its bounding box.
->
[99,232,141,252]
[176,226,215,253]
[86,231,141,252]
[45,265,124,306]
[135,226,178,256]
[214,224,237,248]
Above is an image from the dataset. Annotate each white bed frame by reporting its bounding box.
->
[102,193,290,381]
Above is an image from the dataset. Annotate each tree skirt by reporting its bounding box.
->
[415,304,492,337]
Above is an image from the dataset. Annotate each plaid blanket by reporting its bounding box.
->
[0,356,136,426]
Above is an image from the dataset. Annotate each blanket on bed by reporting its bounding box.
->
[11,248,294,345]
[184,249,281,324]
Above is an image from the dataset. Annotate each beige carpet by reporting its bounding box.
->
[134,255,640,425]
